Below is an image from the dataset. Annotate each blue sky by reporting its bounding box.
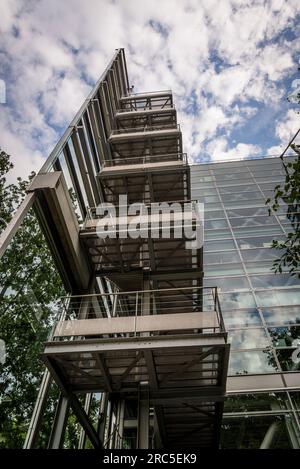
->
[0,0,300,181]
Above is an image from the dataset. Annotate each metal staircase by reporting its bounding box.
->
[42,86,230,448]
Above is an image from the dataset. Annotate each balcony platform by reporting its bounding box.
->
[108,128,182,159]
[80,211,202,274]
[98,157,190,204]
[43,332,229,395]
[119,91,173,111]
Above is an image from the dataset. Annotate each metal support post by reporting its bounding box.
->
[137,385,150,449]
[48,394,70,449]
[23,369,52,448]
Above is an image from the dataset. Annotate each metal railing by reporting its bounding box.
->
[83,198,199,228]
[100,153,188,168]
[123,89,172,97]
[110,123,180,135]
[51,286,227,340]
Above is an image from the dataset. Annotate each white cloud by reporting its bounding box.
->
[207,138,261,162]
[0,0,299,181]
[275,109,300,142]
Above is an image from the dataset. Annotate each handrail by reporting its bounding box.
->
[101,153,187,167]
[110,123,180,135]
[54,285,227,337]
[122,89,172,98]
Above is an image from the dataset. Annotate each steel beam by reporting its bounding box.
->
[48,395,70,449]
[0,192,35,259]
[23,369,52,448]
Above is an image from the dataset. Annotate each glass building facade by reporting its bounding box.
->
[192,157,300,448]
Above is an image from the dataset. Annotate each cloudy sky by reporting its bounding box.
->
[0,0,300,181]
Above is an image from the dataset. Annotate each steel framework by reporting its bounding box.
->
[13,49,230,449]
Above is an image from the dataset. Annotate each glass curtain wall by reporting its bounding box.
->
[191,156,300,448]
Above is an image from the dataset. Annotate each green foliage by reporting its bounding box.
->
[0,149,65,448]
[266,152,300,278]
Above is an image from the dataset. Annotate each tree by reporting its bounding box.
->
[0,149,65,448]
[266,145,300,278]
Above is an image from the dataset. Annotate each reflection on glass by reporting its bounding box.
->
[204,264,244,277]
[276,349,300,371]
[204,251,240,265]
[222,309,262,329]
[205,219,229,229]
[204,239,236,252]
[236,235,285,249]
[224,392,289,413]
[233,225,284,237]
[229,350,278,375]
[263,306,300,326]
[229,216,277,228]
[205,276,250,292]
[250,274,300,289]
[228,328,269,349]
[241,248,278,261]
[205,228,232,239]
[244,261,275,274]
[269,326,300,347]
[203,210,225,220]
[256,289,300,307]
[219,292,256,310]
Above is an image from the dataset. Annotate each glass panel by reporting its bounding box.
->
[204,264,244,277]
[205,228,232,239]
[193,187,218,196]
[263,306,300,326]
[222,309,262,328]
[229,216,278,228]
[241,248,278,261]
[204,210,226,220]
[244,261,275,274]
[250,274,300,289]
[221,415,292,449]
[236,235,285,249]
[219,292,256,310]
[227,207,268,218]
[204,239,236,252]
[269,326,300,347]
[221,192,262,202]
[219,184,257,194]
[256,289,300,307]
[228,328,270,349]
[205,276,250,292]
[233,225,283,237]
[204,251,240,265]
[223,200,265,209]
[205,219,229,229]
[276,349,300,371]
[229,350,278,375]
[224,392,290,412]
[203,202,223,211]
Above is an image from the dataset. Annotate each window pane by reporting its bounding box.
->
[228,328,269,349]
[269,326,300,347]
[219,292,256,310]
[204,251,240,264]
[263,306,300,326]
[222,309,262,328]
[256,289,300,307]
[221,415,292,449]
[250,274,300,289]
[204,264,244,277]
[204,239,236,251]
[229,350,278,375]
[205,276,250,292]
[276,349,300,371]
